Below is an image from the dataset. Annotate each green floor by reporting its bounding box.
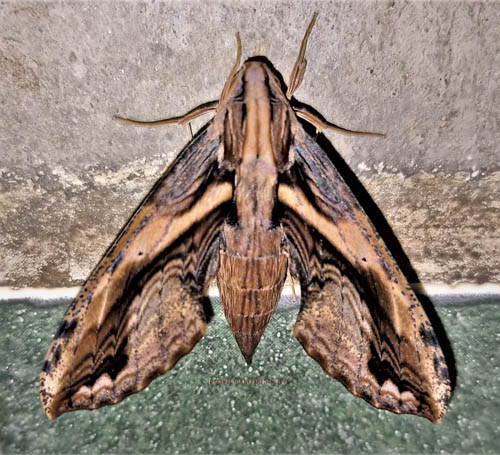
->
[1,297,499,454]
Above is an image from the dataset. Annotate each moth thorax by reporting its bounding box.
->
[217,225,288,364]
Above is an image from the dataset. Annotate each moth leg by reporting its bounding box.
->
[186,122,193,140]
[289,273,298,305]
[294,108,386,137]
[286,12,318,99]
[113,100,218,127]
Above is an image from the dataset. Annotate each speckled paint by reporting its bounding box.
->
[1,297,499,453]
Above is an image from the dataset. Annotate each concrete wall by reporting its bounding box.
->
[1,1,498,288]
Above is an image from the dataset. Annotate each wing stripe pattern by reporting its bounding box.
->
[278,130,450,422]
[40,125,233,419]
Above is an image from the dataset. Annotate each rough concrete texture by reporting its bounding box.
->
[1,1,499,287]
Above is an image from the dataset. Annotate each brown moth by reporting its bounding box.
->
[40,13,451,422]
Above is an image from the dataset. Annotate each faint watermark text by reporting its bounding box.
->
[208,377,289,385]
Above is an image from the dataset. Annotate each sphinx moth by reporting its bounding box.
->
[40,13,451,422]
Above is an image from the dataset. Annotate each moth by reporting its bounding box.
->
[40,13,451,422]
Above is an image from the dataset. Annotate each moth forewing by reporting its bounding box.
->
[40,13,450,422]
[40,126,232,420]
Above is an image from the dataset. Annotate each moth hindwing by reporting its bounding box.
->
[40,13,450,422]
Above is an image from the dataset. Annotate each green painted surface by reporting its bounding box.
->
[1,299,499,454]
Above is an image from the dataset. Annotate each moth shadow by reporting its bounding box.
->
[414,293,457,391]
[293,102,457,393]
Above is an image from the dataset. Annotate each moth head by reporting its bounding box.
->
[216,58,295,171]
[222,58,290,106]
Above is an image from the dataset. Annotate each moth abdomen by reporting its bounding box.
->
[218,252,287,364]
[217,225,287,364]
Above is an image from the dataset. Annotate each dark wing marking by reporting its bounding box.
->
[278,128,450,422]
[40,124,233,419]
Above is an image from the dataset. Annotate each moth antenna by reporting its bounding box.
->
[219,32,242,103]
[113,100,218,127]
[286,12,318,99]
[294,107,386,137]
